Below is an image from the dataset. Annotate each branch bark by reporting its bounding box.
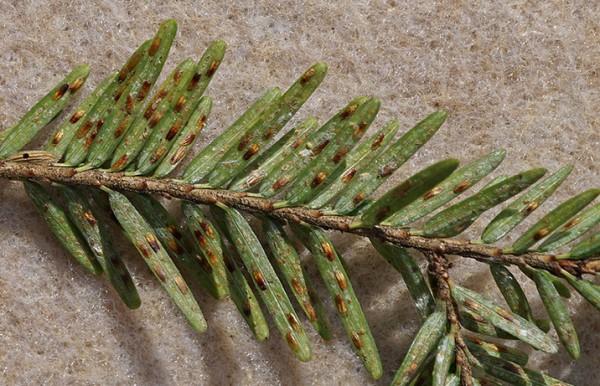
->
[0,159,597,276]
[427,252,473,386]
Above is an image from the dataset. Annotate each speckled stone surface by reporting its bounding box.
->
[0,1,598,385]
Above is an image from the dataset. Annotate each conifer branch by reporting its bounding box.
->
[1,18,597,384]
[0,159,596,277]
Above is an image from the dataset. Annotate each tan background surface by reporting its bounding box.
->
[0,1,598,385]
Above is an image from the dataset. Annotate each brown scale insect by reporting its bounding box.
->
[175,276,189,294]
[84,129,98,149]
[119,51,143,81]
[113,89,123,102]
[263,127,275,140]
[69,78,85,93]
[244,175,261,188]
[150,147,167,164]
[332,147,349,164]
[75,121,93,139]
[253,270,267,290]
[237,133,251,151]
[453,180,471,194]
[199,222,215,238]
[469,312,486,324]
[311,171,327,188]
[291,137,304,149]
[125,94,135,115]
[83,210,96,225]
[170,147,187,164]
[352,122,369,138]
[469,337,483,345]
[321,242,335,261]
[534,227,550,241]
[351,332,363,349]
[173,70,182,84]
[286,332,300,351]
[111,154,128,170]
[51,130,64,145]
[334,271,348,290]
[341,169,357,183]
[304,301,317,321]
[143,105,156,120]
[353,192,365,205]
[241,301,252,317]
[114,118,129,138]
[145,233,161,252]
[181,133,197,146]
[53,84,69,100]
[118,69,129,82]
[193,230,207,247]
[525,201,539,213]
[137,81,152,101]
[243,144,260,160]
[156,88,169,101]
[311,139,329,156]
[153,264,166,282]
[287,314,301,332]
[148,111,164,128]
[206,60,220,77]
[206,250,218,265]
[407,363,419,375]
[174,96,186,113]
[340,103,359,119]
[501,362,521,373]
[165,123,181,141]
[291,277,305,295]
[148,36,161,56]
[564,217,581,229]
[187,73,201,91]
[69,110,85,124]
[335,294,348,315]
[167,225,182,239]
[463,299,480,312]
[196,115,207,130]
[423,186,443,200]
[272,177,290,191]
[394,181,412,198]
[300,67,316,84]
[371,133,386,149]
[378,164,395,178]
[167,239,184,255]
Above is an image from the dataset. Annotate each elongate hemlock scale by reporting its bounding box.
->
[210,203,312,361]
[106,188,207,333]
[62,40,153,166]
[109,58,197,172]
[84,20,178,170]
[260,96,371,199]
[0,64,90,159]
[181,201,230,299]
[291,222,383,379]
[206,62,328,187]
[260,217,332,339]
[24,181,101,275]
[214,224,270,340]
[60,185,140,309]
